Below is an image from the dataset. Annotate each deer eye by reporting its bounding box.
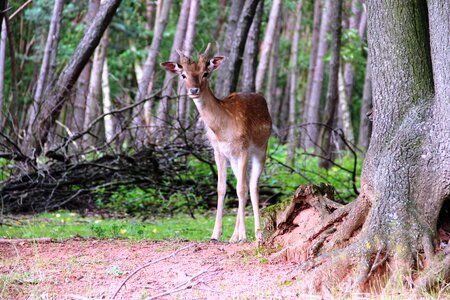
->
[181,74,187,79]
[202,72,209,78]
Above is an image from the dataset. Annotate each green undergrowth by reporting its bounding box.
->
[0,210,255,241]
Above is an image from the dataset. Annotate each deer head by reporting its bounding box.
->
[160,43,225,99]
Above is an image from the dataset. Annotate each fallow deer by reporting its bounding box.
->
[160,43,272,243]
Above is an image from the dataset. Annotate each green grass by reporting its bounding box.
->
[0,210,256,241]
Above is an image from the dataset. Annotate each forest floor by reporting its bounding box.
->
[1,238,446,299]
[1,238,306,299]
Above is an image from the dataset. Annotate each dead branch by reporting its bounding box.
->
[112,243,195,299]
[9,0,33,20]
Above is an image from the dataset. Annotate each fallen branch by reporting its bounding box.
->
[146,265,220,300]
[112,243,195,299]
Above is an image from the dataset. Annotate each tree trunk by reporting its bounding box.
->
[83,27,108,147]
[357,55,372,149]
[241,0,264,93]
[254,0,282,93]
[27,0,64,137]
[134,0,172,145]
[217,0,244,60]
[178,0,200,129]
[269,0,450,291]
[301,0,321,135]
[338,70,354,143]
[303,0,331,150]
[215,0,259,98]
[286,0,303,165]
[71,0,100,133]
[265,10,282,118]
[153,0,190,142]
[102,57,114,143]
[21,0,122,156]
[0,19,6,125]
[318,0,342,169]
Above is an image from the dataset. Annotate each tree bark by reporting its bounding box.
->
[301,0,321,133]
[265,10,282,118]
[134,0,172,145]
[338,70,354,143]
[102,57,114,143]
[241,0,264,93]
[178,0,200,129]
[303,0,331,150]
[0,19,6,125]
[318,0,342,169]
[254,0,282,93]
[27,0,64,137]
[153,0,190,142]
[357,55,372,149]
[215,0,259,98]
[21,0,122,156]
[286,0,303,164]
[71,0,100,133]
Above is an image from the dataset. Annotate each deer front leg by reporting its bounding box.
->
[211,151,227,241]
[229,154,249,243]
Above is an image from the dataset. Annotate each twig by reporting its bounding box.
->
[111,243,195,299]
[9,0,33,20]
[146,265,219,300]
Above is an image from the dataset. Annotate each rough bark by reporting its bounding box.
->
[286,0,303,164]
[269,0,450,292]
[153,0,190,142]
[21,0,122,156]
[215,0,259,98]
[241,0,264,93]
[318,0,342,169]
[72,0,101,133]
[303,0,331,150]
[254,0,282,93]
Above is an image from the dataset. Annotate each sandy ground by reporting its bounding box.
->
[0,239,308,299]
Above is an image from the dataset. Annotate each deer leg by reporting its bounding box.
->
[211,151,227,241]
[249,152,266,244]
[229,157,248,243]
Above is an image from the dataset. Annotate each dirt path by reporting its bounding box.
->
[0,239,304,299]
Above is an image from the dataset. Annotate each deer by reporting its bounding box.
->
[160,43,272,243]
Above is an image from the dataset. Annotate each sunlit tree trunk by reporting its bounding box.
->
[241,0,264,93]
[265,10,282,118]
[338,70,354,142]
[102,57,114,143]
[254,0,282,93]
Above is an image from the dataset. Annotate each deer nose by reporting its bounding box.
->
[189,87,200,95]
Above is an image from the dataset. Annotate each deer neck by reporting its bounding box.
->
[192,85,229,134]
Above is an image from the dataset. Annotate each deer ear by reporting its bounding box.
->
[160,62,183,74]
[208,56,225,72]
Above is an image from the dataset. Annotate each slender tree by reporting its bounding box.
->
[357,55,372,149]
[303,0,331,150]
[254,0,282,93]
[286,0,303,164]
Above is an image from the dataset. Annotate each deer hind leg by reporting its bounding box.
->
[211,151,227,241]
[229,155,249,243]
[249,151,266,244]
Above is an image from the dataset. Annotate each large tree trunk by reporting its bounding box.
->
[286,0,303,164]
[21,0,122,156]
[318,0,342,169]
[215,0,260,98]
[241,0,264,93]
[269,0,450,292]
[303,0,331,150]
[254,0,282,93]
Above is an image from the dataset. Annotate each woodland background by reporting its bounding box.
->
[1,0,368,213]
